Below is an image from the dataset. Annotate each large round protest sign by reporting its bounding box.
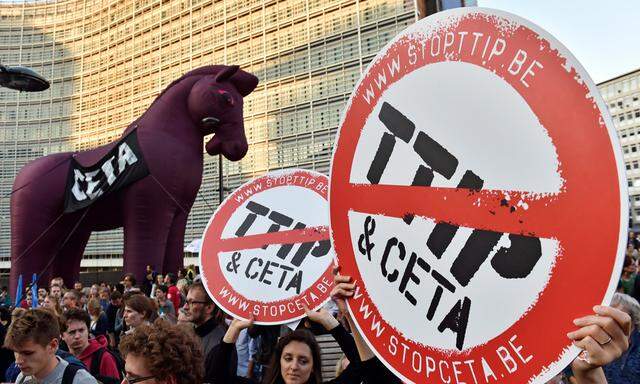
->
[329,8,627,384]
[200,169,334,324]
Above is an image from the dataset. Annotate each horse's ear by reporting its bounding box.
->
[215,65,239,83]
[229,71,259,97]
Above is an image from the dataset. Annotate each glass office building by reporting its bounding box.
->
[598,69,640,228]
[0,0,419,273]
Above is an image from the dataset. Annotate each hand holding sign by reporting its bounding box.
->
[569,306,632,369]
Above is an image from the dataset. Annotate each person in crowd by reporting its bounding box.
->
[74,282,83,292]
[37,288,48,306]
[142,265,156,297]
[63,289,81,312]
[235,326,252,378]
[87,298,109,338]
[621,256,638,296]
[25,293,33,309]
[4,308,97,383]
[61,308,121,383]
[50,284,63,302]
[247,324,282,382]
[1,286,11,307]
[106,290,123,348]
[185,265,197,283]
[44,293,64,317]
[150,273,163,299]
[99,287,111,312]
[51,277,65,290]
[0,306,14,378]
[183,281,235,382]
[155,285,176,323]
[123,293,155,334]
[164,272,181,315]
[601,293,640,383]
[119,319,203,384]
[122,273,137,293]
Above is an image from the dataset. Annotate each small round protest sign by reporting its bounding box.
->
[329,8,626,384]
[200,169,334,324]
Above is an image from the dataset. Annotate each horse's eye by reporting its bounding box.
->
[216,90,235,106]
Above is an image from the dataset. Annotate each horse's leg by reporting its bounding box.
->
[52,228,92,289]
[122,178,175,284]
[10,215,65,298]
[10,154,71,297]
[163,210,188,276]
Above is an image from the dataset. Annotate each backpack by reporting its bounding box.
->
[17,363,80,384]
[89,347,125,384]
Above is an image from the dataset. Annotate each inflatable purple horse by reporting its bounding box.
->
[10,65,258,292]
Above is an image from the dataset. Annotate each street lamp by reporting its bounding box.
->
[0,65,49,92]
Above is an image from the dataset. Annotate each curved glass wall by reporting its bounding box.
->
[0,0,416,272]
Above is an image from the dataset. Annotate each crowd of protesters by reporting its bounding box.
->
[0,260,637,384]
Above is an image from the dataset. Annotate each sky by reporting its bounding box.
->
[477,0,640,83]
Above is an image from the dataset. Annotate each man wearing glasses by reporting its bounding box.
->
[182,282,237,382]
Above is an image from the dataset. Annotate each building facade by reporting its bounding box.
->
[598,69,640,228]
[0,0,420,274]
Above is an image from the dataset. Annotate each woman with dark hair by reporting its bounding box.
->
[123,293,155,334]
[211,270,396,384]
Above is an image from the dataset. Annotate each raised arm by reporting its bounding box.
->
[330,268,401,384]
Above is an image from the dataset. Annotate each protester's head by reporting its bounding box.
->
[155,285,168,301]
[99,286,111,301]
[183,282,218,326]
[62,289,80,310]
[111,290,123,306]
[124,294,154,329]
[49,284,62,299]
[156,274,164,285]
[265,329,323,384]
[611,292,640,332]
[11,307,26,322]
[73,281,83,291]
[50,277,64,289]
[176,279,189,296]
[146,265,153,273]
[87,298,103,318]
[43,294,63,317]
[119,320,203,384]
[61,308,91,356]
[123,273,137,289]
[165,272,177,286]
[37,288,47,301]
[4,308,61,379]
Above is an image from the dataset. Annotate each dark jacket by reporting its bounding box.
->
[196,316,237,382]
[604,329,640,384]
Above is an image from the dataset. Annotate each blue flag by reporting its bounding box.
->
[14,274,23,307]
[31,273,38,308]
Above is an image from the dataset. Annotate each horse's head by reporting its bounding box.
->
[187,65,258,161]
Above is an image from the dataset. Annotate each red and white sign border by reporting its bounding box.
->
[200,168,334,325]
[329,7,627,384]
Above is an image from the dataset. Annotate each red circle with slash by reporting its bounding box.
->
[200,169,334,325]
[329,8,626,384]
